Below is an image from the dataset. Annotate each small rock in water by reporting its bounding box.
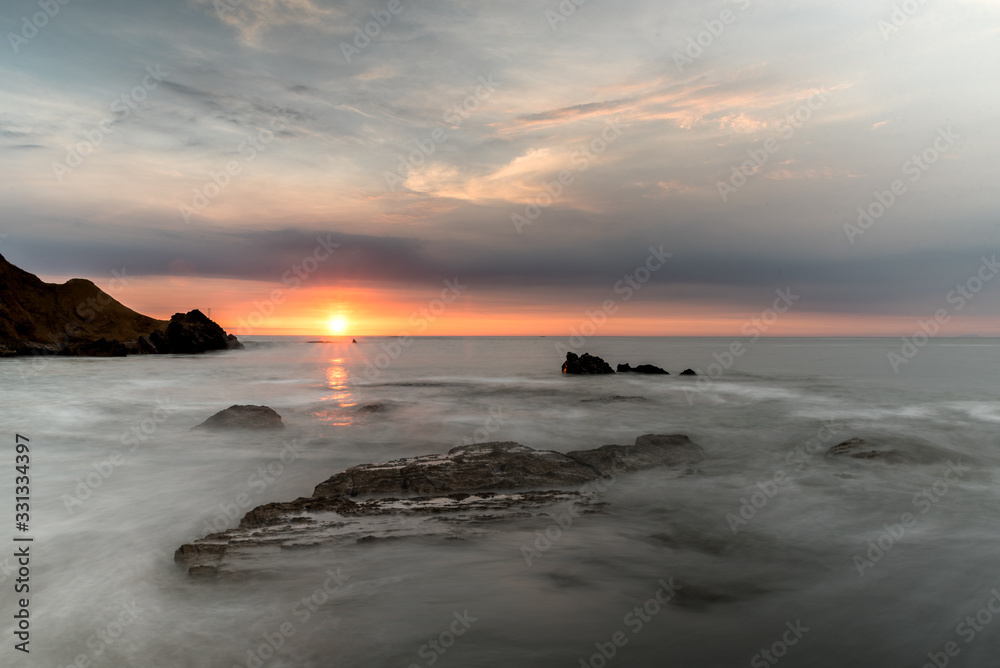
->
[579,395,648,403]
[621,363,669,375]
[679,369,697,376]
[825,436,951,464]
[194,405,285,430]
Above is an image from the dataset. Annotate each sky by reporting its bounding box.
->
[1,0,999,336]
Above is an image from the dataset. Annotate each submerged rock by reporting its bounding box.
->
[825,437,948,464]
[579,395,648,403]
[566,434,704,473]
[562,352,615,374]
[175,434,706,577]
[195,405,285,430]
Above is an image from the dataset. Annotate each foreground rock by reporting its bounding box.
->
[562,352,615,374]
[195,405,284,430]
[0,252,241,357]
[176,435,705,577]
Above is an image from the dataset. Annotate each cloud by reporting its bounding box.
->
[194,0,343,46]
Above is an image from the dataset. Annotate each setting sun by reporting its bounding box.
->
[328,317,347,334]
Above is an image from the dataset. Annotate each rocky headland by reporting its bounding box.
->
[0,252,241,356]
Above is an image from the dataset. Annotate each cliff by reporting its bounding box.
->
[0,252,241,356]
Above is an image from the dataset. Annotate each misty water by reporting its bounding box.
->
[3,337,1000,667]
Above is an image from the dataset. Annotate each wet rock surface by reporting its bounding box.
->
[825,437,948,464]
[176,435,705,577]
[195,405,285,430]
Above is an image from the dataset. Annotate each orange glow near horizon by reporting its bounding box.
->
[38,273,1000,338]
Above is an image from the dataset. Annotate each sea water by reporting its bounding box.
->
[2,337,1000,667]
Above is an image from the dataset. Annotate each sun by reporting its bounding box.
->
[328,317,347,334]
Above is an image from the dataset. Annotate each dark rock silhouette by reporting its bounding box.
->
[562,352,615,374]
[618,362,669,375]
[0,252,241,356]
[680,369,697,376]
[164,310,243,354]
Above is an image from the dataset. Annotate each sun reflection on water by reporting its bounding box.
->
[316,356,357,425]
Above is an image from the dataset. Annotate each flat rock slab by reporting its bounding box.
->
[175,435,705,577]
[175,490,600,578]
[313,442,599,497]
[195,405,285,430]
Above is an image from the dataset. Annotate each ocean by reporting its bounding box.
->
[2,336,1000,667]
